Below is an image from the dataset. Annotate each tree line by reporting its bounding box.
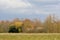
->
[0,14,60,33]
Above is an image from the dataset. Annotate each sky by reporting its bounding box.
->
[0,0,59,21]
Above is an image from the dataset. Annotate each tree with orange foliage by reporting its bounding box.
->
[22,19,34,33]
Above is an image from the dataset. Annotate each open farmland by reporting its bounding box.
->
[0,33,60,40]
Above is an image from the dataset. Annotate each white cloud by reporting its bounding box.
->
[34,0,59,15]
[0,0,59,15]
[43,3,59,12]
[34,9,56,15]
[0,0,32,9]
[34,0,57,2]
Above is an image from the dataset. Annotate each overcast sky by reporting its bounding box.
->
[0,0,59,21]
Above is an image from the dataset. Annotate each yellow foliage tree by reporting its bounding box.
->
[14,22,23,28]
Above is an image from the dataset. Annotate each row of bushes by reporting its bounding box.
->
[0,14,60,33]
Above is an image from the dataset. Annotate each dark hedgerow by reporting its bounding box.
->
[8,25,19,33]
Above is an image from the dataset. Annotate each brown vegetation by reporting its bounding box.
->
[0,14,60,33]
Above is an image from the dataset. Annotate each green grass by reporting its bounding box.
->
[0,33,60,40]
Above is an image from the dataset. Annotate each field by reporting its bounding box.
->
[0,33,60,40]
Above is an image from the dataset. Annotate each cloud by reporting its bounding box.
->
[31,0,59,15]
[34,0,57,2]
[42,3,59,13]
[0,0,59,15]
[0,0,58,15]
[0,0,32,9]
[0,0,60,20]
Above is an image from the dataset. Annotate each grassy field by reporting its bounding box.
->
[0,33,60,40]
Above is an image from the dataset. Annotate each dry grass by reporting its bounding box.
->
[0,33,60,40]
